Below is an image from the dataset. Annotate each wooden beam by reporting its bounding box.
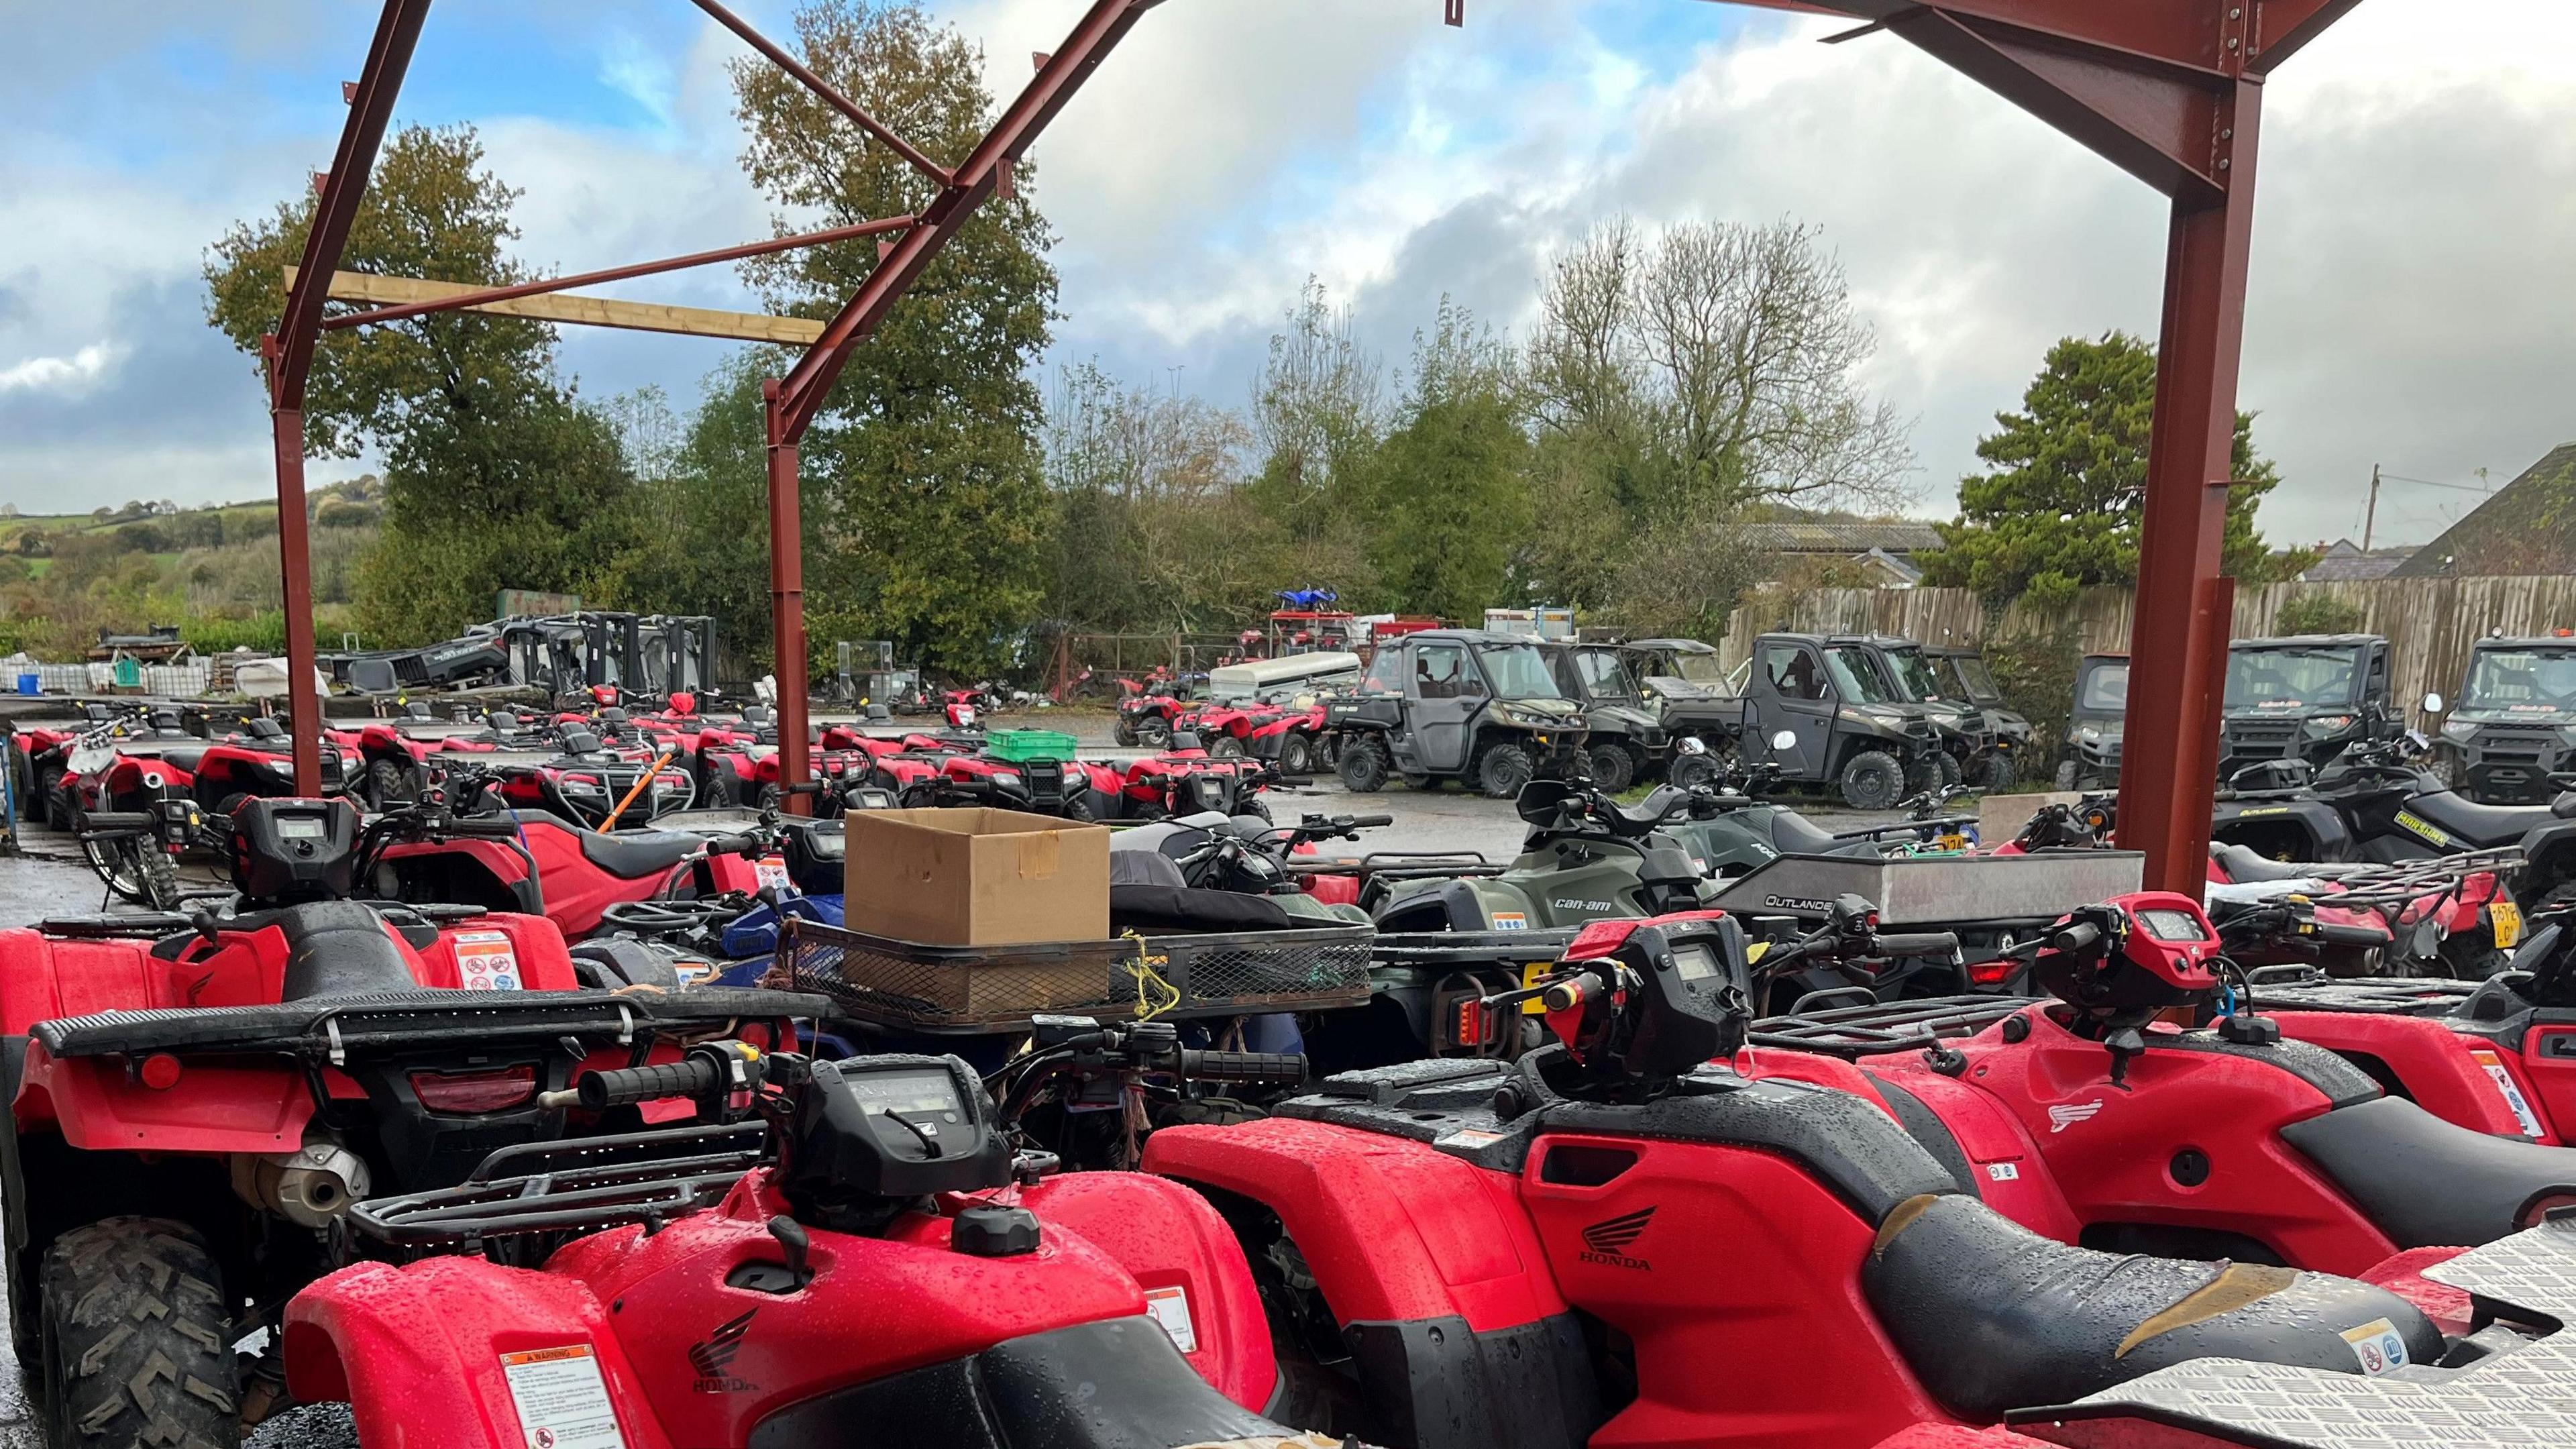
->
[282,266,824,346]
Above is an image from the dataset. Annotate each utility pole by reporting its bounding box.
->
[2363,464,2381,552]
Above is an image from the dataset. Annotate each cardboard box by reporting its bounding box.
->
[843,808,1110,947]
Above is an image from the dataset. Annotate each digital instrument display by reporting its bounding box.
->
[274,816,328,840]
[1670,941,1725,982]
[843,1069,962,1120]
[2136,908,2208,943]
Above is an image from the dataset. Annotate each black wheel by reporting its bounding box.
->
[1839,749,1905,811]
[38,1218,237,1449]
[1059,792,1097,822]
[1401,773,1437,792]
[702,767,739,809]
[1474,739,1535,800]
[1982,753,2018,792]
[755,783,783,812]
[1670,754,1719,792]
[1587,743,1635,793]
[366,755,418,810]
[1337,739,1389,793]
[35,764,64,829]
[2054,759,2080,792]
[1113,716,1139,748]
[1937,752,1964,790]
[5,745,28,823]
[1277,732,1316,777]
[1134,716,1172,750]
[1209,735,1245,760]
[80,834,158,906]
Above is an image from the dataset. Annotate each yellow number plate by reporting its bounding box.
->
[2491,900,2524,950]
[1520,961,1554,1015]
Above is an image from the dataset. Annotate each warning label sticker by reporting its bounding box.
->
[453,930,523,991]
[1143,1285,1198,1354]
[754,855,795,894]
[1492,912,1528,930]
[2339,1318,2410,1377]
[499,1344,627,1449]
[1984,1161,2021,1183]
[1439,1128,1507,1150]
[2471,1049,2547,1138]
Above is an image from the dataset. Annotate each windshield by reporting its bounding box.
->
[1886,647,1947,702]
[2078,662,2129,713]
[1575,649,1639,700]
[2465,648,2576,713]
[1659,650,1727,686]
[1477,643,1568,700]
[2225,646,2361,711]
[1827,646,1902,705]
[1945,655,2001,702]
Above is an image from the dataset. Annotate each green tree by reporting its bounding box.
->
[1923,331,2292,610]
[1368,301,1531,622]
[731,0,1056,677]
[616,356,782,668]
[204,125,639,641]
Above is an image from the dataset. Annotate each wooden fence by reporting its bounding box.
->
[1719,575,2576,733]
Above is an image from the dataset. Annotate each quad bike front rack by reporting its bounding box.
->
[351,1120,771,1248]
[1747,994,2037,1059]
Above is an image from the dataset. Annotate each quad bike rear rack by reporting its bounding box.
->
[30,987,830,1062]
[1748,994,2039,1059]
[2235,968,2485,1018]
[350,1120,771,1248]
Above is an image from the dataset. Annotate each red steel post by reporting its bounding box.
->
[270,407,323,790]
[2117,80,2263,893]
[762,383,812,816]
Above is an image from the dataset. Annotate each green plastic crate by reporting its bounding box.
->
[986,728,1080,763]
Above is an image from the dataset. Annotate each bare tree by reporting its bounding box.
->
[1248,278,1384,537]
[1530,218,1913,516]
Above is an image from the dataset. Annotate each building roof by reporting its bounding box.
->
[2299,539,2415,582]
[2389,444,2576,578]
[1739,520,1946,555]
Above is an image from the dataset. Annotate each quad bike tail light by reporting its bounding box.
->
[410,1065,539,1115]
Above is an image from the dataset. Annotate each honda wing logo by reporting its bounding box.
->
[1578,1207,1656,1270]
[690,1309,759,1392]
[2048,1101,2104,1134]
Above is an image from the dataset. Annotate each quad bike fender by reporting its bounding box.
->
[19,1043,316,1152]
[2269,1010,2544,1141]
[414,912,582,991]
[2517,818,2576,905]
[1017,1171,1279,1412]
[1143,1116,1566,1333]
[286,1256,678,1449]
[2212,798,2351,861]
[1839,1060,2084,1244]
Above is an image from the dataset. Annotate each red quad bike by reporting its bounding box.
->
[271,1042,1344,1449]
[481,724,698,830]
[1117,673,1203,749]
[0,796,820,1449]
[1735,892,2576,1290]
[1142,911,2481,1449]
[368,767,783,940]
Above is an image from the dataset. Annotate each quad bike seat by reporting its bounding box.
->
[2402,790,2555,849]
[1864,1191,2443,1419]
[2209,840,2317,881]
[259,901,426,1001]
[549,822,707,879]
[146,744,210,773]
[2279,1095,2576,1248]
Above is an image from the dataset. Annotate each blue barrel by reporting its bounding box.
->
[13,673,35,696]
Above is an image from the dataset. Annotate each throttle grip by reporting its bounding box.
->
[570,1055,723,1112]
[705,831,767,857]
[1872,931,1961,959]
[2314,922,2393,948]
[1176,1051,1308,1086]
[1348,815,1395,829]
[2053,922,2104,954]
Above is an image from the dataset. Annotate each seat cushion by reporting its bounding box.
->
[1864,1193,2443,1419]
[571,826,707,879]
[2279,1094,2576,1248]
[2407,790,2556,849]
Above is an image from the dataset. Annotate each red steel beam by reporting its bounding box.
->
[756,0,1157,809]
[319,214,916,332]
[268,0,433,795]
[691,0,954,188]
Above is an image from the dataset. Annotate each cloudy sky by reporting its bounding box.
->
[3,1,2571,549]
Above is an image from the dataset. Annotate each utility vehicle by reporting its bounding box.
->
[1733,633,1943,810]
[2427,633,2576,803]
[1923,644,2034,788]
[1536,640,1669,792]
[1326,629,1588,798]
[2057,651,2129,790]
[2218,633,2404,780]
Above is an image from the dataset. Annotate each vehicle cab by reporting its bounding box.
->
[2428,634,2576,803]
[2061,652,2130,790]
[1923,644,2034,788]
[1325,629,1587,798]
[1736,633,1939,810]
[2220,634,2400,780]
[1539,641,1672,792]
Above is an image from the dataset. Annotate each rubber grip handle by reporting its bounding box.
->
[1175,1051,1308,1086]
[446,815,524,839]
[1348,815,1395,828]
[2053,922,2104,954]
[574,1055,722,1111]
[704,831,765,857]
[1872,932,1961,958]
[2316,922,2392,947]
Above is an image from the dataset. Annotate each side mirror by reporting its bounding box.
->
[1771,729,1798,752]
[2421,692,2445,714]
[1676,737,1709,757]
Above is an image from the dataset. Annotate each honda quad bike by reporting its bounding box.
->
[1740,891,2576,1288]
[368,767,790,939]
[2203,847,2523,980]
[69,714,362,908]
[2212,735,2576,909]
[1140,909,2498,1449]
[0,797,822,1448]
[9,702,147,826]
[264,1032,1353,1449]
[1328,629,1589,798]
[1117,672,1208,748]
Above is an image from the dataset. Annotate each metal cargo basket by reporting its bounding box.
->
[780,917,1375,1031]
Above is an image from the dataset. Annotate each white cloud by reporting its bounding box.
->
[0,342,123,396]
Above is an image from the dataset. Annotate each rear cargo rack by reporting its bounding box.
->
[782,918,1373,1032]
[351,1121,769,1247]
[1748,994,2039,1058]
[2241,972,2483,1017]
[30,987,830,1061]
